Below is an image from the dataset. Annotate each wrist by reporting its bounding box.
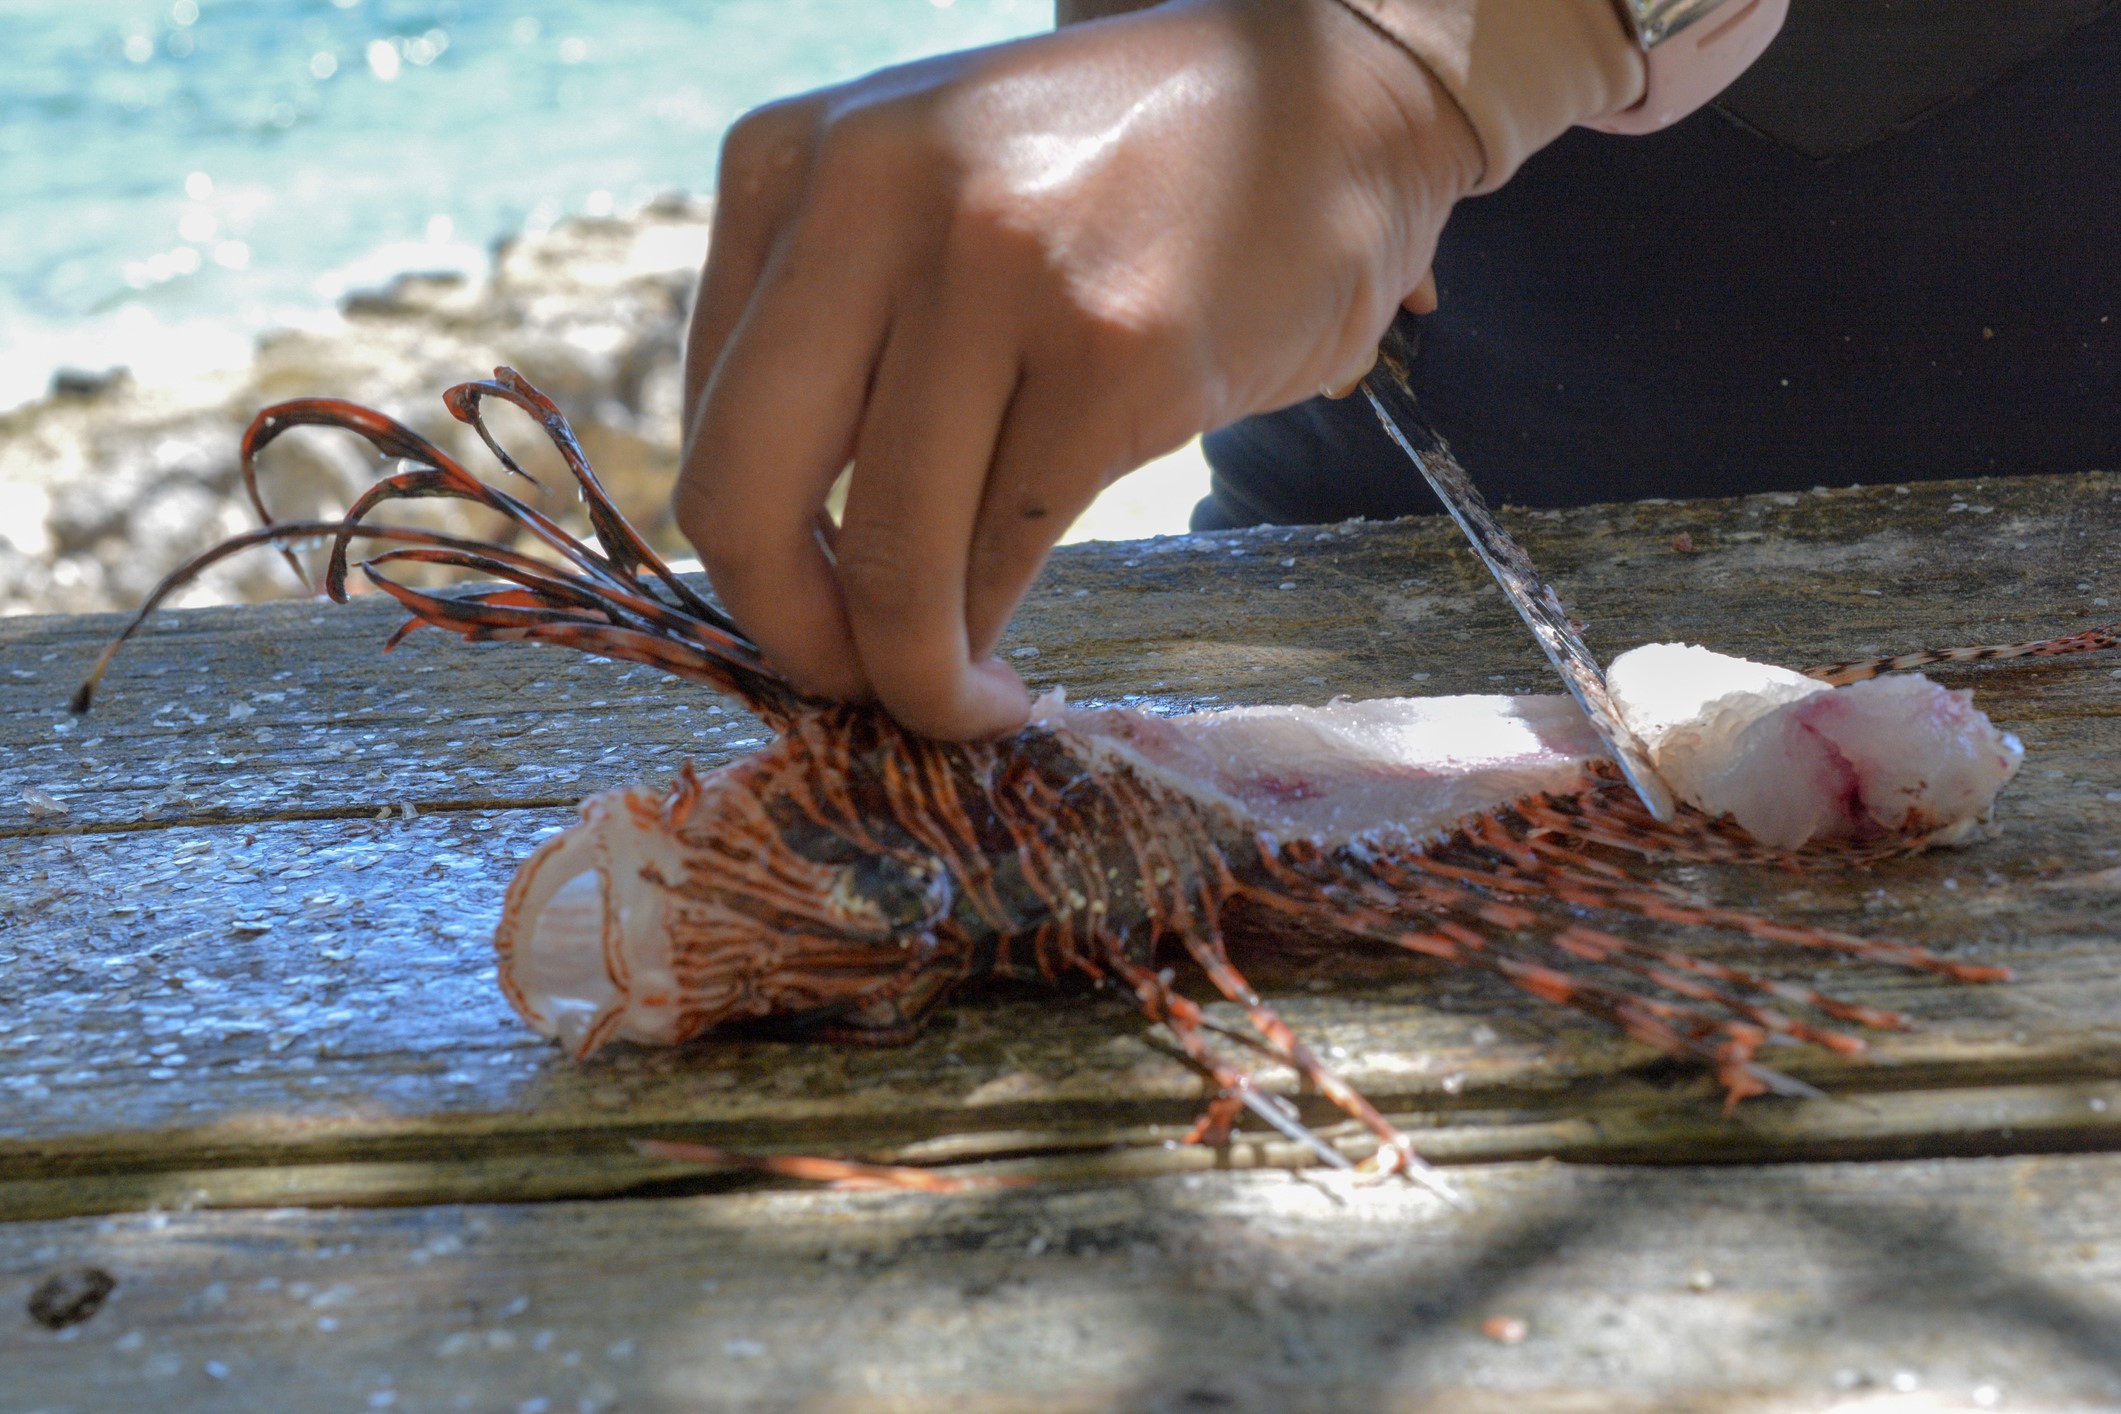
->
[1311,0,1486,215]
[1330,0,1646,191]
[1587,0,1790,135]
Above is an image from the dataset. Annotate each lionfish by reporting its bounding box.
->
[75,369,2121,1192]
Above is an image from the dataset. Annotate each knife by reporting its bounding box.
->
[1358,311,1677,822]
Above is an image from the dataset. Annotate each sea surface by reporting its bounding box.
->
[0,0,1051,412]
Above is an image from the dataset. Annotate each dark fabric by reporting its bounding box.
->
[1717,0,2117,158]
[1196,3,2121,530]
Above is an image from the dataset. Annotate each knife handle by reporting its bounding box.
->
[1377,304,1424,375]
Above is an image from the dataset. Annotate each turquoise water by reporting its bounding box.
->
[0,0,1051,410]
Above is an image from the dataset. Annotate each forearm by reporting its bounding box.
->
[1063,0,1645,191]
[1078,0,1799,191]
[1329,1,1644,190]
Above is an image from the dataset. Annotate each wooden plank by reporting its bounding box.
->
[7,1072,2121,1224]
[9,1154,2121,1412]
[5,798,2121,1218]
[4,475,2121,1217]
[7,472,2119,835]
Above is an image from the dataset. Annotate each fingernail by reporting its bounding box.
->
[1403,271,1440,315]
[1319,350,1379,401]
[969,657,1032,736]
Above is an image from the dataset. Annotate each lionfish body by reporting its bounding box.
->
[497,705,1251,1057]
[78,370,2121,1180]
[496,659,2022,1147]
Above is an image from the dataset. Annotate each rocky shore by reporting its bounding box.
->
[0,196,713,618]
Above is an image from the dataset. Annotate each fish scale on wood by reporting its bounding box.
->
[72,368,2121,1183]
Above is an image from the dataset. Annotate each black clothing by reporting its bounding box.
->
[1196,1,2121,529]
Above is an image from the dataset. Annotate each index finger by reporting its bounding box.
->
[674,210,895,703]
[832,280,1030,740]
[682,96,826,422]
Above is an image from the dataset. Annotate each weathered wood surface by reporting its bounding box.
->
[4,473,2120,1223]
[8,472,2119,833]
[7,468,2121,1406]
[10,1156,2121,1413]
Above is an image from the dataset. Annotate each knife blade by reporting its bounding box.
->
[1358,311,1677,822]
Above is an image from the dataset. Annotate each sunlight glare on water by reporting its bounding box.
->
[0,0,1051,410]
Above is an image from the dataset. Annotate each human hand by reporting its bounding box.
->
[675,0,1485,739]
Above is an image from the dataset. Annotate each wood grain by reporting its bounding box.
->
[8,468,2121,1409]
[3,474,2120,1223]
[9,1155,2121,1412]
[8,472,2118,835]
